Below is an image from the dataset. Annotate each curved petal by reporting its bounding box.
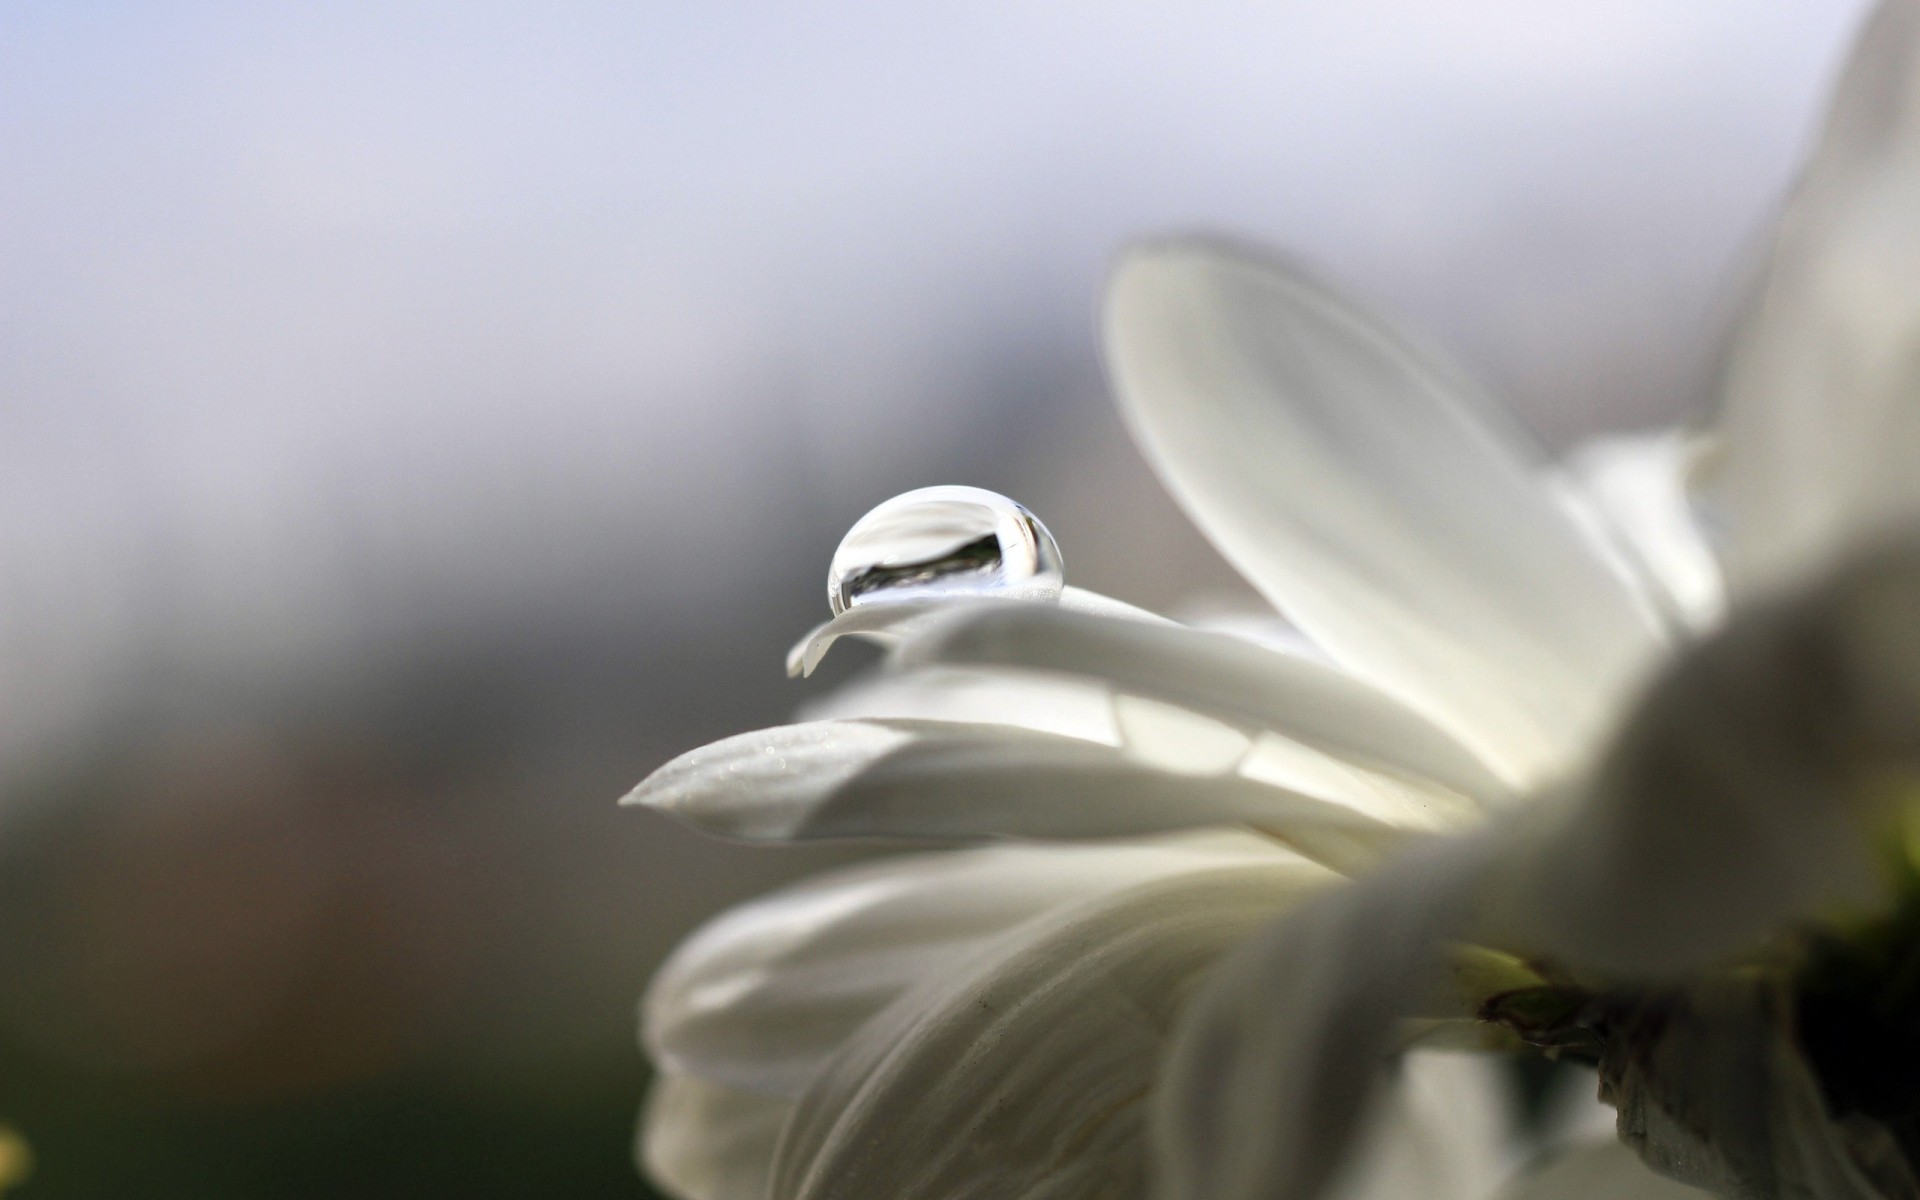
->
[796,665,1119,743]
[1103,240,1663,782]
[770,859,1333,1200]
[1236,731,1476,835]
[1503,541,1920,979]
[643,832,1288,1098]
[640,1074,791,1200]
[1323,1051,1518,1200]
[1703,0,1920,596]
[902,603,1509,806]
[786,586,1169,678]
[627,718,1412,871]
[1149,543,1920,1200]
[1553,432,1725,634]
[1152,831,1505,1200]
[1494,1140,1709,1200]
[1184,608,1329,660]
[800,652,1485,835]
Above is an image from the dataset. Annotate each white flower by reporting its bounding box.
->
[626,2,1920,1198]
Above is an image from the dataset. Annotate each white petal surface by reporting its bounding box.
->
[1153,832,1503,1200]
[786,585,1168,677]
[1554,432,1725,634]
[770,860,1333,1200]
[906,602,1507,806]
[797,665,1119,744]
[1503,544,1920,978]
[1323,1051,1518,1200]
[1495,1140,1709,1200]
[1704,0,1920,596]
[641,1074,791,1200]
[1104,241,1662,782]
[627,718,1415,868]
[1185,609,1329,660]
[644,832,1289,1099]
[1237,731,1471,834]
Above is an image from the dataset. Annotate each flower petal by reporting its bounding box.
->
[1503,541,1920,979]
[1103,240,1663,782]
[1152,831,1504,1200]
[1553,432,1725,634]
[786,586,1169,678]
[805,654,1481,835]
[1494,1140,1709,1200]
[903,603,1509,806]
[797,665,1119,743]
[769,859,1333,1200]
[643,832,1287,1099]
[626,718,1415,868]
[640,1074,791,1200]
[1702,0,1920,596]
[1321,1051,1518,1200]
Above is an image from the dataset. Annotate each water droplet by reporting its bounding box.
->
[828,486,1063,615]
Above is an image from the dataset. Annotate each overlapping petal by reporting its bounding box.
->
[641,1075,791,1200]
[1504,541,1920,979]
[1704,0,1920,597]
[902,602,1508,807]
[1553,432,1725,634]
[628,718,1414,870]
[644,832,1290,1100]
[797,665,1118,743]
[770,859,1335,1200]
[1319,1051,1516,1200]
[1152,831,1506,1200]
[1149,542,1920,1200]
[1103,240,1665,783]
[786,586,1170,678]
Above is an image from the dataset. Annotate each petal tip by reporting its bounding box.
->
[618,777,665,809]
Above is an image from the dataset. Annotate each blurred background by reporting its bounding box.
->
[0,1,1876,1195]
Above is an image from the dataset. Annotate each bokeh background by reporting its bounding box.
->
[0,1,1876,1195]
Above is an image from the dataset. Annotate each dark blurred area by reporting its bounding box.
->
[0,1,1873,1196]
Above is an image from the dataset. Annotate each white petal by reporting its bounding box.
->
[786,585,1169,677]
[796,665,1120,743]
[1113,693,1253,774]
[628,720,914,838]
[1323,1051,1520,1200]
[904,602,1508,806]
[1104,240,1662,782]
[1152,832,1503,1200]
[1501,544,1920,978]
[770,859,1334,1200]
[627,718,1415,867]
[1553,432,1725,633]
[644,832,1288,1098]
[1184,609,1329,660]
[1703,0,1920,596]
[786,599,932,678]
[640,1074,791,1200]
[1495,1140,1709,1200]
[1238,731,1476,834]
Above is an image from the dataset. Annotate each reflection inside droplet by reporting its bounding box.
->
[828,486,1064,615]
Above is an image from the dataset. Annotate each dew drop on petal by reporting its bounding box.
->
[827,486,1064,615]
